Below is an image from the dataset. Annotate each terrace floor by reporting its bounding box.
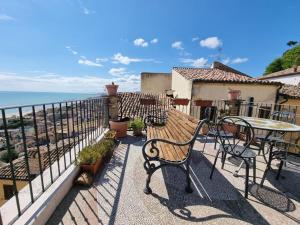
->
[47,133,300,225]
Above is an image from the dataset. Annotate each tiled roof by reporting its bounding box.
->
[279,84,300,99]
[259,66,300,80]
[118,92,171,119]
[173,67,280,85]
[0,157,32,181]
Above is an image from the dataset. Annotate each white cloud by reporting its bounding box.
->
[96,57,109,62]
[172,41,184,50]
[150,38,158,44]
[108,67,127,76]
[200,37,222,49]
[181,58,208,67]
[231,57,248,64]
[133,38,148,47]
[0,72,140,93]
[83,7,90,15]
[112,53,143,65]
[66,46,78,55]
[0,14,15,21]
[221,57,230,65]
[78,59,102,67]
[192,37,199,42]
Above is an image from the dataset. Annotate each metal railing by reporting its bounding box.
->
[0,97,108,224]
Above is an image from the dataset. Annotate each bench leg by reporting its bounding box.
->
[185,160,193,193]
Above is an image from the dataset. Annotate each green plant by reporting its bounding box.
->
[76,139,115,165]
[130,118,144,130]
[104,130,116,139]
[0,149,19,163]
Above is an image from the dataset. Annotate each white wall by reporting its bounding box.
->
[265,74,300,85]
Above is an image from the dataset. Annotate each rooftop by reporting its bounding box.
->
[280,84,300,99]
[173,62,281,85]
[259,66,300,80]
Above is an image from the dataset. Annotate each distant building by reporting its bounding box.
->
[141,72,171,94]
[258,66,300,85]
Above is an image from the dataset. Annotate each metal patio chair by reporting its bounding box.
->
[209,116,257,198]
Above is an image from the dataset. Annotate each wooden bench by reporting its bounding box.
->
[142,108,207,194]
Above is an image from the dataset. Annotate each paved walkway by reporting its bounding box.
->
[47,134,300,225]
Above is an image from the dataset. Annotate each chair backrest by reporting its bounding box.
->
[216,116,254,157]
[204,106,218,122]
[271,111,296,124]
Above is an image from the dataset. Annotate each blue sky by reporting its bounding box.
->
[0,0,299,93]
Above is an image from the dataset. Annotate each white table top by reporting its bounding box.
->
[228,116,300,132]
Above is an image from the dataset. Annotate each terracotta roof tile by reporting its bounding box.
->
[280,84,300,99]
[173,67,280,85]
[259,66,300,80]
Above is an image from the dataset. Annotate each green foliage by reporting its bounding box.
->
[264,45,300,74]
[0,149,19,163]
[130,118,144,130]
[104,130,116,139]
[76,139,115,165]
[264,58,283,75]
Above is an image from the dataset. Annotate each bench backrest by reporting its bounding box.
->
[166,108,200,142]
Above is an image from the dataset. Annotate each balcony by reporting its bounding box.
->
[0,93,299,225]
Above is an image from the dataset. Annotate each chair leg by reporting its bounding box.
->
[201,135,208,153]
[253,157,256,183]
[244,160,250,198]
[185,161,193,193]
[221,152,227,169]
[276,160,284,180]
[210,150,220,179]
[214,137,217,149]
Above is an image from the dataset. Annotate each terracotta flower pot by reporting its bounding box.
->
[228,90,241,100]
[105,82,119,96]
[109,120,128,138]
[80,158,103,176]
[173,98,189,106]
[193,100,213,107]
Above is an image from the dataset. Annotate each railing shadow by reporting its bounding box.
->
[151,149,270,225]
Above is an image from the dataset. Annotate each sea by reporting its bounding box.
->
[0,91,101,111]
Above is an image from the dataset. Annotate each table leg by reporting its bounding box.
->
[260,143,274,186]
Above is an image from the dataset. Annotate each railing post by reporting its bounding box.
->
[247,97,254,117]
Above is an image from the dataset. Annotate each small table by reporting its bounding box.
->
[226,116,300,180]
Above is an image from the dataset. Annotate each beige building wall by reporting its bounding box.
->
[141,72,171,94]
[171,70,193,112]
[192,82,278,104]
[0,179,28,206]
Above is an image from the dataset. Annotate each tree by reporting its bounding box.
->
[264,58,283,74]
[287,41,298,47]
[0,149,19,163]
[264,44,300,75]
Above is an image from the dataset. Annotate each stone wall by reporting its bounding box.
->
[141,72,171,94]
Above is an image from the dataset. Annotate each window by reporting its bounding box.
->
[3,184,14,200]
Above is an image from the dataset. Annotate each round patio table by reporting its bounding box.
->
[227,116,300,185]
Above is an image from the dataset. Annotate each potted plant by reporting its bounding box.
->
[228,88,241,100]
[105,82,119,96]
[104,130,117,141]
[130,118,145,136]
[76,139,115,176]
[109,117,129,138]
[200,123,209,135]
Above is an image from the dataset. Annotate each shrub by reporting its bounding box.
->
[130,118,144,130]
[104,130,116,139]
[76,138,115,165]
[0,149,19,163]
